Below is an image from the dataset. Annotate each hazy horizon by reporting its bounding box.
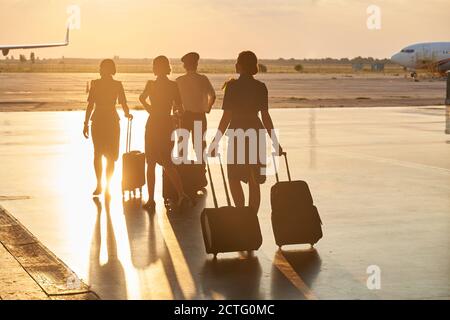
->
[0,56,396,61]
[1,0,449,60]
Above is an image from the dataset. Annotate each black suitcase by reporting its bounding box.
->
[122,118,145,198]
[201,155,262,258]
[271,152,323,248]
[162,160,207,202]
[163,114,207,202]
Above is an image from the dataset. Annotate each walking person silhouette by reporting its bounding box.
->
[176,52,216,163]
[208,51,283,214]
[139,55,192,211]
[83,59,133,196]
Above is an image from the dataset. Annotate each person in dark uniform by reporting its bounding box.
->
[83,59,132,196]
[176,52,216,162]
[208,51,282,214]
[139,55,191,210]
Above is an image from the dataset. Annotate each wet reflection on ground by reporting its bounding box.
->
[1,108,449,299]
[89,196,127,299]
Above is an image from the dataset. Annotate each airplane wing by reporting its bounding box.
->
[1,28,69,55]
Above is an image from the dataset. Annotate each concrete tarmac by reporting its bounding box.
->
[0,107,448,299]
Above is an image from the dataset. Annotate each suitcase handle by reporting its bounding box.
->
[206,158,219,208]
[272,151,291,183]
[218,154,232,206]
[206,153,232,208]
[126,118,132,153]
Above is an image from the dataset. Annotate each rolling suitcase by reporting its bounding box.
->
[271,152,323,248]
[162,160,207,202]
[163,114,207,202]
[122,118,145,198]
[201,155,263,258]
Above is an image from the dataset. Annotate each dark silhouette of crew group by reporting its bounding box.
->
[83,51,282,215]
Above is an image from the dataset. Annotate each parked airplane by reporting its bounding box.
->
[391,42,450,78]
[0,28,69,56]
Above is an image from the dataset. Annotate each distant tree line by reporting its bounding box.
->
[18,52,38,64]
[4,56,393,65]
[270,56,392,65]
[258,63,267,73]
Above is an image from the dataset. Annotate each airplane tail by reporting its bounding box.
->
[65,27,70,45]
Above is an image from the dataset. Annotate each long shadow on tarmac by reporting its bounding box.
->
[89,196,127,300]
[123,197,186,299]
[112,190,325,299]
[123,197,157,269]
[271,249,321,299]
[201,256,263,299]
[164,191,264,299]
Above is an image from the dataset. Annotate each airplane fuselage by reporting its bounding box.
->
[391,42,450,74]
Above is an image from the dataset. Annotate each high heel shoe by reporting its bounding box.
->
[143,199,156,211]
[92,186,102,196]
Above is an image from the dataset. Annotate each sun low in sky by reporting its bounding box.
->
[0,0,448,59]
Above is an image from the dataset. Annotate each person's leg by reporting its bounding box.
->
[93,152,103,195]
[229,178,245,207]
[146,159,156,204]
[164,163,194,209]
[190,113,206,163]
[144,124,157,209]
[199,113,207,164]
[164,164,185,198]
[105,157,115,194]
[248,170,261,214]
[181,112,193,160]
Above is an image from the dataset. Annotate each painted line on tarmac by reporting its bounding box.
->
[0,196,32,201]
[270,250,318,300]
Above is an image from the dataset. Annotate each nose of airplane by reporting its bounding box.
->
[391,53,401,65]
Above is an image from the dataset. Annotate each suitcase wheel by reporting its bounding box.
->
[164,203,171,209]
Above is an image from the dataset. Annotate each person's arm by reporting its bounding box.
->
[139,93,151,113]
[260,83,283,154]
[83,101,94,139]
[216,110,232,136]
[208,79,234,155]
[118,82,132,119]
[205,76,216,113]
[173,83,184,116]
[207,93,216,113]
[83,80,96,139]
[261,110,283,155]
[121,102,132,119]
[208,110,232,156]
[139,81,152,114]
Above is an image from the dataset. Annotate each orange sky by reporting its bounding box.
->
[0,0,449,59]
